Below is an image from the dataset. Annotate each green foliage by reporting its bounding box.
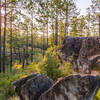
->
[0,46,72,99]
[0,69,32,100]
[19,46,72,80]
[26,46,73,80]
[32,46,72,80]
[39,47,62,80]
[8,96,19,100]
[94,89,100,100]
[0,73,16,100]
[11,0,16,2]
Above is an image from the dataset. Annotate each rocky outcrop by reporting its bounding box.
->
[13,73,54,100]
[13,36,100,100]
[13,74,100,100]
[60,36,100,73]
[39,74,100,100]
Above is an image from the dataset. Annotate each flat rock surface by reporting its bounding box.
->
[39,74,100,100]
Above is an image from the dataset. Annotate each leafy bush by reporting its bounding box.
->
[36,46,72,80]
[0,69,32,100]
[0,73,16,100]
[8,96,19,100]
[94,89,100,100]
[25,46,72,80]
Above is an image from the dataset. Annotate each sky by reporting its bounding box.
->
[76,0,92,15]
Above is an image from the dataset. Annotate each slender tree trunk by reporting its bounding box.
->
[55,12,58,46]
[65,7,68,36]
[99,16,100,36]
[87,18,90,36]
[18,47,21,63]
[47,18,48,48]
[42,33,45,57]
[58,34,60,45]
[10,10,13,72]
[51,18,55,46]
[17,17,21,63]
[31,23,33,62]
[41,36,42,53]
[26,31,28,65]
[87,13,90,36]
[22,48,25,69]
[53,28,55,45]
[31,30,33,62]
[3,0,6,73]
[13,47,16,55]
[60,27,63,45]
[0,0,2,73]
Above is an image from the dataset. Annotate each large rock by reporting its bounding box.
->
[60,36,100,73]
[13,73,54,100]
[39,74,100,100]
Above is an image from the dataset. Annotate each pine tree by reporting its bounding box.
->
[3,0,7,73]
[0,0,2,72]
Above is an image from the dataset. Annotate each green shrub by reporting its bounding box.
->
[37,46,72,80]
[0,69,32,100]
[8,96,19,100]
[41,53,62,80]
[0,73,16,100]
[94,89,100,100]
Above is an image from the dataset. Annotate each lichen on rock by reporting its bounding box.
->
[39,74,100,100]
[60,36,100,73]
[13,73,54,100]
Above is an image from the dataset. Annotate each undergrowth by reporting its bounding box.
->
[0,46,99,100]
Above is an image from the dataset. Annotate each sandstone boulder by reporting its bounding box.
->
[60,36,100,73]
[13,73,54,100]
[39,74,100,100]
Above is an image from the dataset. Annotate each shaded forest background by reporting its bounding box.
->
[0,0,100,100]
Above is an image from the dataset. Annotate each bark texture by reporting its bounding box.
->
[3,0,7,73]
[0,0,1,73]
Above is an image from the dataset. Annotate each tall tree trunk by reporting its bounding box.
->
[87,16,90,36]
[13,47,16,55]
[55,12,58,46]
[65,5,68,36]
[42,33,45,57]
[3,0,6,73]
[0,0,2,73]
[31,23,33,62]
[51,18,55,46]
[18,47,21,63]
[17,17,21,63]
[47,18,48,48]
[26,31,28,65]
[53,28,55,45]
[22,48,25,69]
[99,15,100,36]
[60,27,63,45]
[10,10,13,72]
